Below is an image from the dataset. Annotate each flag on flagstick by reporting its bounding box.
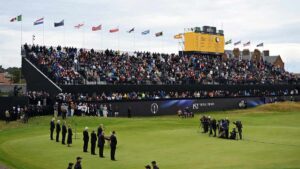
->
[234,41,241,46]
[141,30,150,35]
[92,25,102,31]
[225,39,232,45]
[127,27,135,33]
[257,43,264,47]
[243,41,250,47]
[155,31,163,37]
[54,20,64,27]
[74,23,84,29]
[34,18,44,25]
[174,33,183,39]
[10,15,22,22]
[109,28,119,33]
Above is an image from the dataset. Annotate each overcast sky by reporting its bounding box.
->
[0,0,300,72]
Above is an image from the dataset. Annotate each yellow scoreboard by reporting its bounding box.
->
[184,32,225,54]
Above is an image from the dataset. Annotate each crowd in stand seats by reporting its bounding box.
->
[23,44,299,85]
[55,89,299,102]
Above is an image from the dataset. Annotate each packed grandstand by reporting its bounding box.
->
[23,44,299,86]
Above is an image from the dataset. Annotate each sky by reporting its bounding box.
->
[0,0,300,72]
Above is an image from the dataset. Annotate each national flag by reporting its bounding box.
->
[174,34,183,39]
[33,18,44,25]
[127,27,135,33]
[155,31,163,37]
[92,25,102,31]
[141,30,150,35]
[225,39,232,45]
[10,15,22,22]
[243,41,250,47]
[257,43,264,47]
[234,41,241,46]
[109,28,119,33]
[74,23,84,29]
[54,20,64,27]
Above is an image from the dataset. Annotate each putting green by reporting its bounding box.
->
[0,102,300,169]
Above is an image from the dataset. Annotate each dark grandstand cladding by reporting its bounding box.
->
[23,44,299,85]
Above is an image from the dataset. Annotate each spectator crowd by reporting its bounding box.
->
[24,44,299,85]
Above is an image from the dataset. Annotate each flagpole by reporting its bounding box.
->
[20,16,23,84]
[117,26,120,51]
[20,17,23,49]
[43,17,45,46]
[133,30,136,52]
[82,23,85,48]
[63,22,66,47]
[100,28,103,50]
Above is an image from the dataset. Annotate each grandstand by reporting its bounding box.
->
[19,40,300,117]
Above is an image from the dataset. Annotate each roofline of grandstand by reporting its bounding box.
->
[23,57,62,92]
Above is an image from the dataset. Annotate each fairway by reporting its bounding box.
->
[0,103,300,169]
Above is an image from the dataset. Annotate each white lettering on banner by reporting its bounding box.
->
[192,102,215,110]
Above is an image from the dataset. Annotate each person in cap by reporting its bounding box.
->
[109,131,117,161]
[56,120,61,142]
[83,127,89,152]
[50,118,55,140]
[151,161,159,169]
[91,130,97,155]
[74,157,82,169]
[62,121,67,145]
[67,125,73,147]
[145,165,151,169]
[67,162,73,169]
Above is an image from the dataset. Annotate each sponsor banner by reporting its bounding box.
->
[103,97,266,116]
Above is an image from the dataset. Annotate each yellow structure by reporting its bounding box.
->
[184,32,225,54]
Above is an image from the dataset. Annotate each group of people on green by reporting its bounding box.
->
[50,118,73,146]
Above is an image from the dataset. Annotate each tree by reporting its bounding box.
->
[6,67,21,83]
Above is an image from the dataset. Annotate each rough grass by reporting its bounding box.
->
[0,102,300,169]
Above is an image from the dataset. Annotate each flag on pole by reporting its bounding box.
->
[54,20,64,27]
[10,15,22,22]
[257,43,264,47]
[141,30,150,35]
[174,34,183,39]
[74,23,84,29]
[33,18,44,25]
[225,39,232,45]
[92,25,102,31]
[243,41,250,47]
[109,28,119,33]
[155,31,163,37]
[127,27,135,33]
[234,41,241,46]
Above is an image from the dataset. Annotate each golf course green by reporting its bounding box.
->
[0,102,300,169]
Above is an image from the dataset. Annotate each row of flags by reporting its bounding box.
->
[225,39,264,47]
[11,15,264,44]
[10,15,168,38]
